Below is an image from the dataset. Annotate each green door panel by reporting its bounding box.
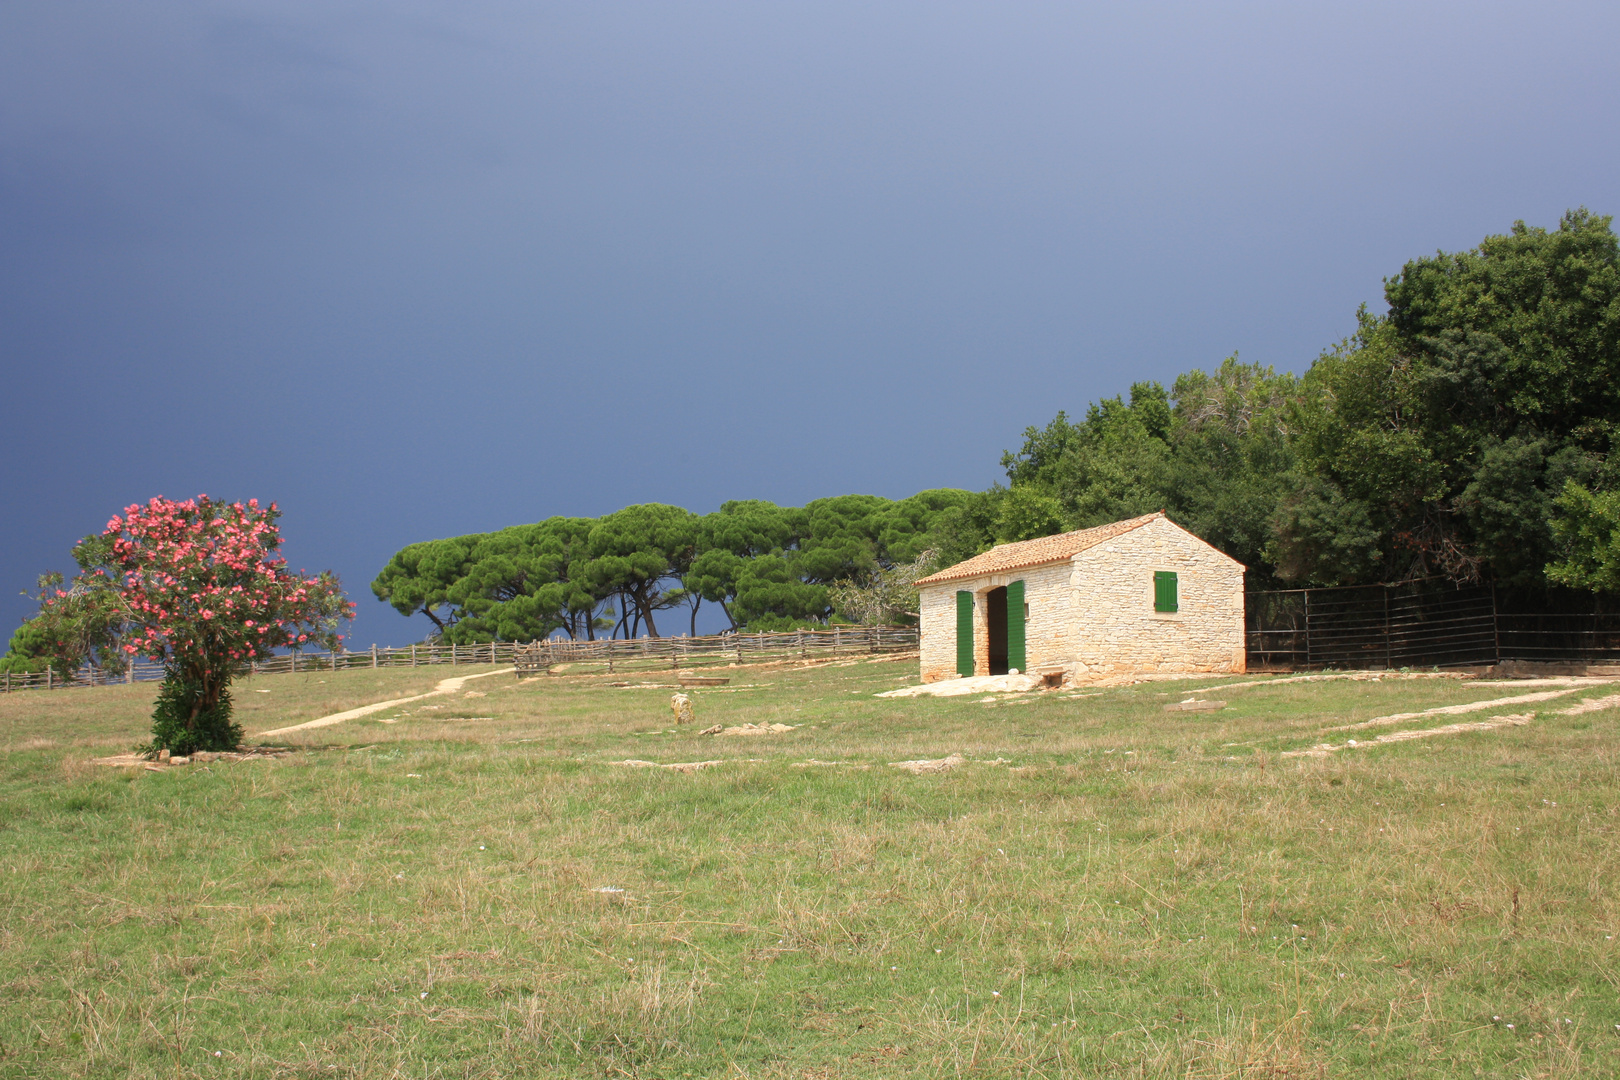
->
[1006,579,1026,673]
[955,591,975,677]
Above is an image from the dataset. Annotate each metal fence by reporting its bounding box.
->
[1246,580,1620,670]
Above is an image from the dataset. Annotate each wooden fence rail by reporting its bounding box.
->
[0,627,919,694]
[512,625,918,676]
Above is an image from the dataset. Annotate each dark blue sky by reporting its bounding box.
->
[3,1,1618,647]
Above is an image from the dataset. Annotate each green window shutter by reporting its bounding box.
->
[955,591,975,677]
[1154,571,1178,613]
[1006,579,1026,672]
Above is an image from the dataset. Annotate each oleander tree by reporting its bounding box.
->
[85,496,354,755]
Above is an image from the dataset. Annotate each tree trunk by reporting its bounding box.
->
[689,595,702,637]
[637,583,660,639]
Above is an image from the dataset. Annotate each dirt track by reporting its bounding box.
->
[252,667,513,738]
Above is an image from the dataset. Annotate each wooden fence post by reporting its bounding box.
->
[411,645,418,667]
[47,668,52,690]
[371,645,378,669]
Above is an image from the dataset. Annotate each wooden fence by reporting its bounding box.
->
[0,626,919,694]
[0,660,168,693]
[512,625,918,676]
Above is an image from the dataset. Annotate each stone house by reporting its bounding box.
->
[913,512,1246,684]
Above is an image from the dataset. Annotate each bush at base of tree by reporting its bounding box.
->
[142,674,239,757]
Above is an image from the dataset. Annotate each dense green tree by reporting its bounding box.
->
[1387,208,1620,452]
[997,212,1620,591]
[999,366,1292,576]
[367,211,1620,633]
[371,535,482,636]
[1165,359,1298,579]
[0,615,67,676]
[583,504,698,638]
[372,494,977,639]
[1547,481,1620,591]
[687,501,799,630]
[1276,210,1620,587]
[915,488,1004,567]
[444,518,608,643]
[791,494,892,585]
[730,553,828,631]
[992,486,1067,543]
[1,545,131,679]
[1000,382,1173,535]
[1269,315,1453,583]
[872,490,977,563]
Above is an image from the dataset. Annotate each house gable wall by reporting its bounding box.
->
[1066,515,1245,679]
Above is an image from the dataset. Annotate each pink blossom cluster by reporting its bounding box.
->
[94,495,355,667]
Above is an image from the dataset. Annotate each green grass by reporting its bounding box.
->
[1,660,1617,1077]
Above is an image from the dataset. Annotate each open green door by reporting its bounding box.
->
[955,591,974,677]
[1007,579,1026,673]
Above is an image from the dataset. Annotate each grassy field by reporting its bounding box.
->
[1,657,1618,1078]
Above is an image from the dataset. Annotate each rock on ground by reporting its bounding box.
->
[889,752,967,774]
[877,675,1043,698]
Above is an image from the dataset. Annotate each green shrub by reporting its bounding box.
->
[140,673,240,757]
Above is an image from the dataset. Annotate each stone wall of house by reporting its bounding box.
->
[918,561,1077,683]
[1066,516,1246,680]
[917,517,1245,684]
[917,583,959,682]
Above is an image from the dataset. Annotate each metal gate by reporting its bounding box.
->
[1246,581,1497,670]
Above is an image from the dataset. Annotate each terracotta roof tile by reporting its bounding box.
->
[915,512,1165,586]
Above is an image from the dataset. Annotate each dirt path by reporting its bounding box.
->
[1285,713,1536,757]
[1285,684,1620,757]
[253,667,514,738]
[1328,687,1588,732]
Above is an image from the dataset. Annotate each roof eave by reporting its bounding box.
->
[916,554,1078,587]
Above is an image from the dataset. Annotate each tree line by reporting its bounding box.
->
[368,493,991,643]
[366,209,1620,644]
[993,209,1620,594]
